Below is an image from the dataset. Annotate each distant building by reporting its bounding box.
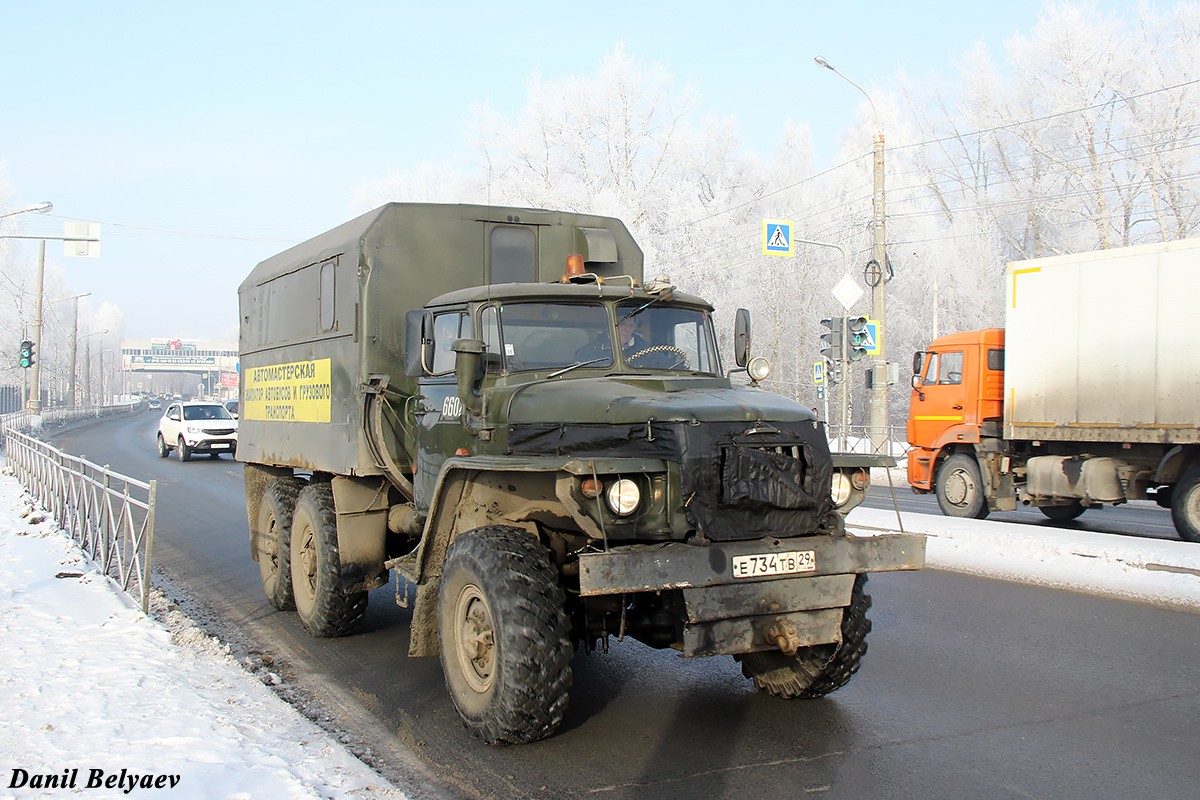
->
[121,338,239,398]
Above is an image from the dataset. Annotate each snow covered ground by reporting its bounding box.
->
[1,462,1198,799]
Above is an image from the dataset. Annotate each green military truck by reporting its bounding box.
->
[238,203,924,744]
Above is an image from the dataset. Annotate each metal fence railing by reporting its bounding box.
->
[3,426,157,612]
[825,424,911,459]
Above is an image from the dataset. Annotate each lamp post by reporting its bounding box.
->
[80,330,108,407]
[0,202,53,411]
[45,293,93,408]
[1,202,100,414]
[815,56,890,452]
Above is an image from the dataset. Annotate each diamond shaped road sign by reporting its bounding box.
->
[832,274,863,310]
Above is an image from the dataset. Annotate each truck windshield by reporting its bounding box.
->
[481,300,720,375]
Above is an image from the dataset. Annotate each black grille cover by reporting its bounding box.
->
[507,420,834,541]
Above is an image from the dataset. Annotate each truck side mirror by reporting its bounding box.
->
[452,338,486,415]
[403,310,433,377]
[734,308,751,368]
[912,351,925,376]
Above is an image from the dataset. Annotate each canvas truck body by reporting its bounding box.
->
[239,203,924,745]
[907,238,1200,541]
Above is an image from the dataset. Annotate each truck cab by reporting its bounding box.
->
[907,328,1005,493]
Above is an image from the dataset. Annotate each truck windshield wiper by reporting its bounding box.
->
[548,357,608,378]
[617,287,675,322]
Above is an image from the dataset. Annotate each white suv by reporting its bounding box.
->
[157,401,238,461]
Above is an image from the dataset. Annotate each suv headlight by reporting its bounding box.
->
[605,478,640,516]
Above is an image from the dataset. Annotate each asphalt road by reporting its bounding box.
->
[48,412,1200,800]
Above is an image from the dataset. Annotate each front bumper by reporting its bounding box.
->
[184,436,238,453]
[577,533,925,657]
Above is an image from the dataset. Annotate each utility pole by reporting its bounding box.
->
[30,240,46,413]
[869,130,888,452]
[816,57,890,453]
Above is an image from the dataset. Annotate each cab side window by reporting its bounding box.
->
[431,312,468,375]
[938,351,964,385]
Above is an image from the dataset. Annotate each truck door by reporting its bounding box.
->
[413,309,471,510]
[910,349,969,449]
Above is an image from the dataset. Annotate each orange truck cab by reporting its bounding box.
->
[906,328,1005,493]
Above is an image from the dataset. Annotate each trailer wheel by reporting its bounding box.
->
[290,482,368,637]
[936,454,988,519]
[256,477,306,611]
[438,526,572,745]
[1171,467,1200,543]
[1040,501,1085,521]
[737,574,872,698]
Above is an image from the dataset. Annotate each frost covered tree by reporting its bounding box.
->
[356,4,1200,430]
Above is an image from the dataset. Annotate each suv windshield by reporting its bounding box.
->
[183,405,233,421]
[479,300,720,375]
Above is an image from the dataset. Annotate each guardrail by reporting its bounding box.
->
[3,427,157,613]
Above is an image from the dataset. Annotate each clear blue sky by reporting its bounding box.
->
[2,0,1075,340]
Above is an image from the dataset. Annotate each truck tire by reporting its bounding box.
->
[438,526,572,745]
[257,477,306,611]
[1040,501,1085,521]
[737,574,872,698]
[289,482,368,637]
[1170,467,1200,543]
[936,454,989,519]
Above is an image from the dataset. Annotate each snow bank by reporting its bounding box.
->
[848,506,1200,611]
[0,471,406,800]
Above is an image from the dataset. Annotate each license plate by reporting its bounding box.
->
[211,443,230,449]
[732,551,816,579]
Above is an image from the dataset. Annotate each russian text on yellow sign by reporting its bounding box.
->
[243,358,332,423]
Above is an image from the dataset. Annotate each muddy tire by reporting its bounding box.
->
[1171,467,1200,543]
[257,476,306,611]
[290,482,368,637]
[936,453,988,519]
[438,526,572,745]
[1040,501,1085,521]
[737,574,872,698]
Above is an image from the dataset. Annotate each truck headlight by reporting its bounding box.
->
[831,472,852,507]
[606,478,640,516]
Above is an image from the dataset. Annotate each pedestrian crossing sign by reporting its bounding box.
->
[762,219,794,256]
[864,320,881,355]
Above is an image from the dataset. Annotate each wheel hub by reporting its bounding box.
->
[455,585,495,693]
[945,469,973,506]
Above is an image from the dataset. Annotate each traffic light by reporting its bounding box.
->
[18,340,34,369]
[820,317,843,362]
[846,316,869,362]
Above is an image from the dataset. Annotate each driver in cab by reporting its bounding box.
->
[575,315,647,363]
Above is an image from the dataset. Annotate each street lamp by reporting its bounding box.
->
[80,330,108,408]
[0,201,54,412]
[0,201,52,221]
[46,293,92,408]
[1,203,100,414]
[815,56,890,452]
